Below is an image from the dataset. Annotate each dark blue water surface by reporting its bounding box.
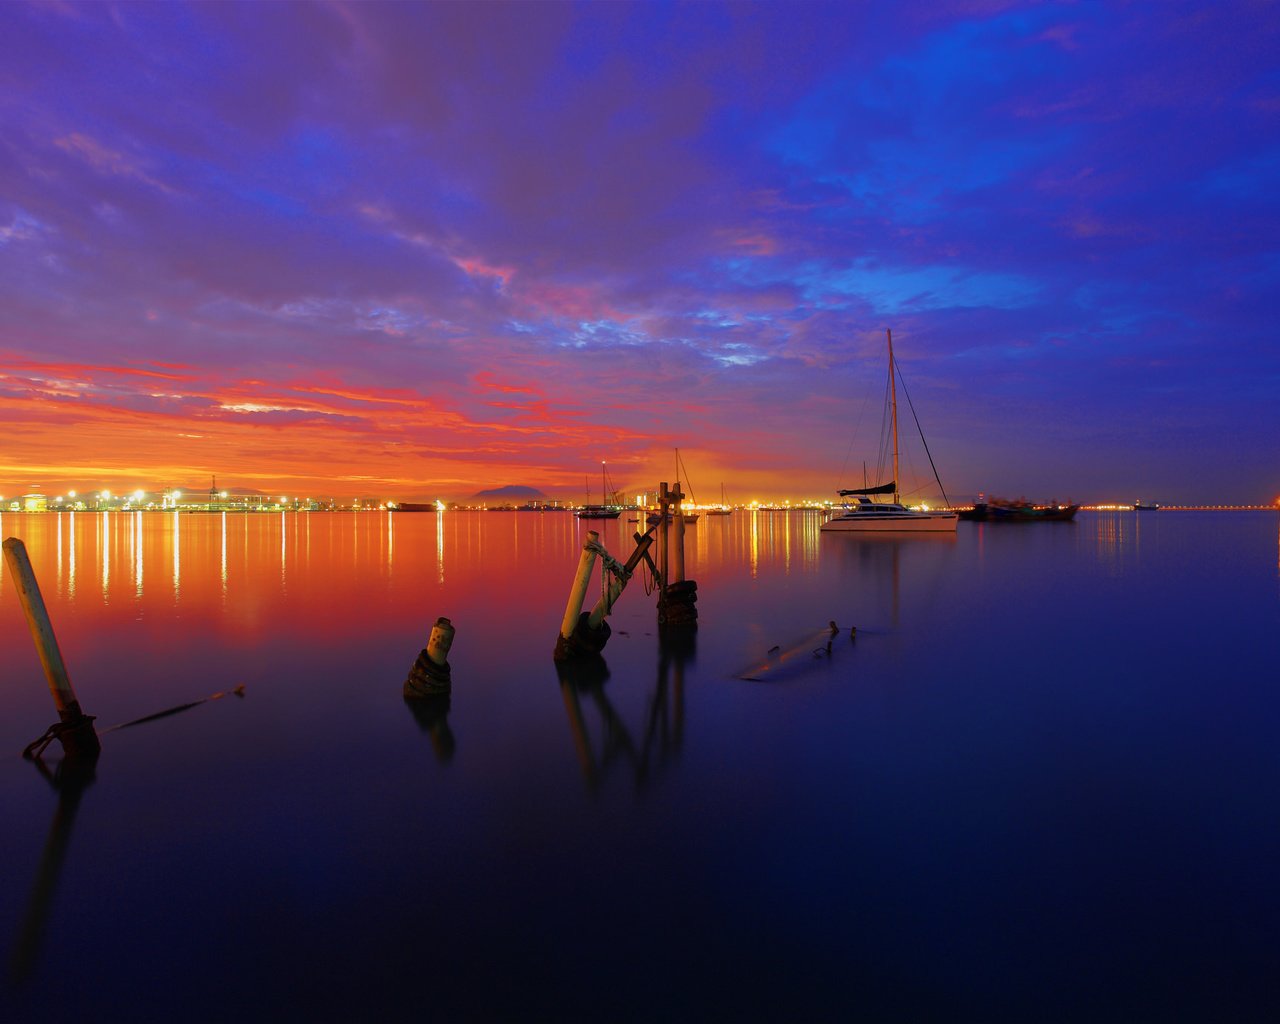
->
[1,509,1278,1021]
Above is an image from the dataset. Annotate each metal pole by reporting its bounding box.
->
[888,328,900,505]
[560,531,600,639]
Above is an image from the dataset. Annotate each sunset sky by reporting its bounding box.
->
[2,1,1277,504]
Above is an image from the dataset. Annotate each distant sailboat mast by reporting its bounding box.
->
[888,328,900,506]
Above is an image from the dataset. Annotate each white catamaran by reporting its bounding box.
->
[821,330,958,534]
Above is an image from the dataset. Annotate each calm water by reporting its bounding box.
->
[1,509,1278,1021]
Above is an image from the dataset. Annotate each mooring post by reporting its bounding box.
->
[674,480,686,584]
[3,537,100,758]
[560,530,601,640]
[405,616,455,698]
[656,479,698,630]
[658,483,669,588]
[426,616,455,669]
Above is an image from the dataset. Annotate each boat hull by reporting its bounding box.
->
[821,512,958,533]
[961,503,1079,522]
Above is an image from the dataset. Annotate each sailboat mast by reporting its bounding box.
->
[888,329,900,504]
[601,461,606,506]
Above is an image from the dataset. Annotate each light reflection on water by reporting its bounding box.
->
[0,509,1278,1020]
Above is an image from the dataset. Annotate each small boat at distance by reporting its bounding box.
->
[1133,499,1159,511]
[704,483,732,516]
[647,511,699,524]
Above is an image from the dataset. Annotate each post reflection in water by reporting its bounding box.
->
[405,694,454,762]
[9,756,96,989]
[557,630,691,792]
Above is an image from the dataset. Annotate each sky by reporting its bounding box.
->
[1,1,1278,505]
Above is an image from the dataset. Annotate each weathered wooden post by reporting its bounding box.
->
[404,616,454,697]
[554,531,609,660]
[656,481,698,629]
[3,537,100,759]
[674,480,686,584]
[561,531,600,639]
[657,483,669,588]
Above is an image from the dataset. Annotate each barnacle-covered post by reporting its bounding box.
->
[657,481,698,629]
[405,616,455,697]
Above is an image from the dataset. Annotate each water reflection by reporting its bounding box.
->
[405,694,455,763]
[557,632,690,793]
[9,755,96,987]
[821,532,954,630]
[220,511,227,603]
[172,509,180,600]
[67,511,76,598]
[134,511,143,598]
[100,511,109,600]
[1090,509,1138,576]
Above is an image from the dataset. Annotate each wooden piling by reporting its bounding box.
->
[560,531,601,639]
[674,481,686,584]
[426,617,455,668]
[3,537,100,757]
[658,483,669,588]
